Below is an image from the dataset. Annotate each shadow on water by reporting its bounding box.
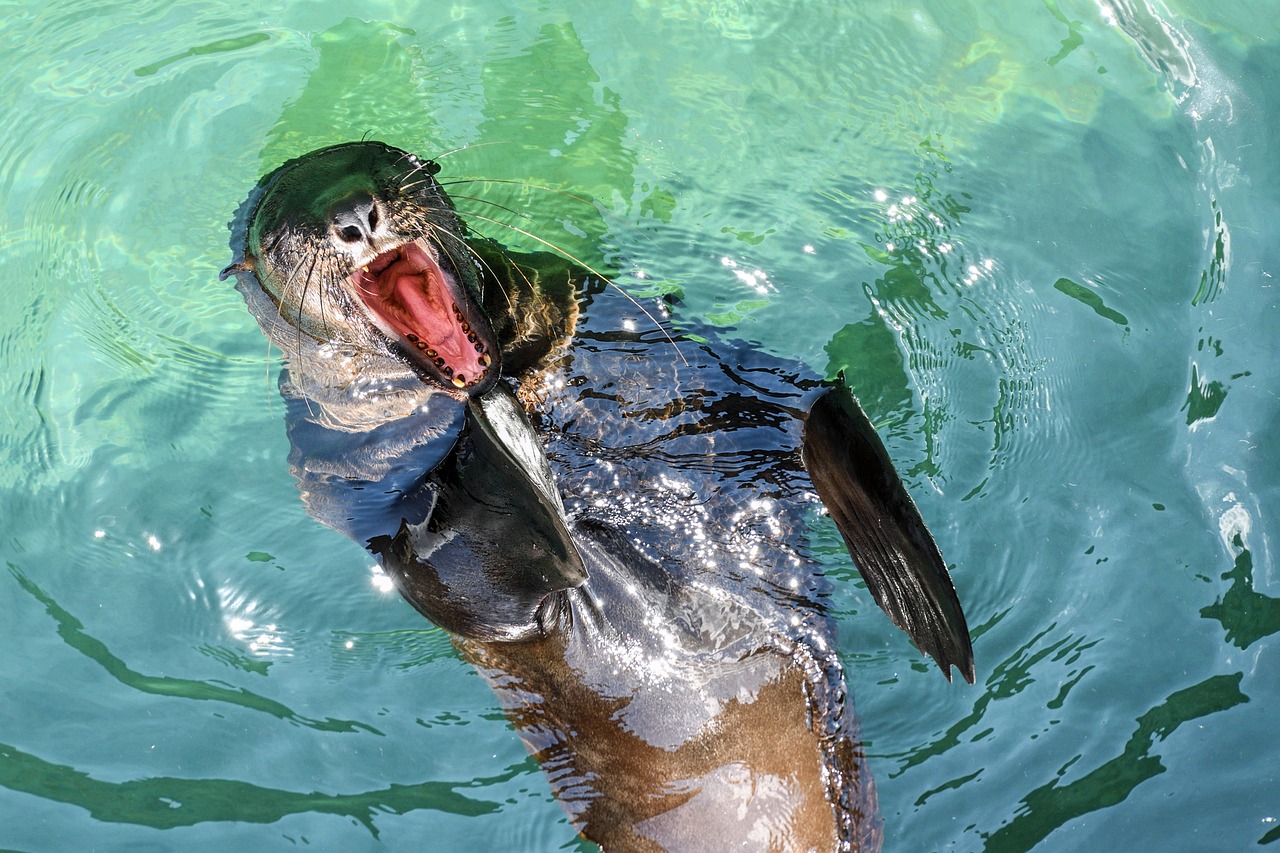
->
[0,741,507,833]
[4,563,517,833]
[1200,535,1280,652]
[7,563,378,735]
[257,19,449,172]
[883,614,1097,781]
[979,673,1248,852]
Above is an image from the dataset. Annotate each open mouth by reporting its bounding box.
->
[349,238,500,395]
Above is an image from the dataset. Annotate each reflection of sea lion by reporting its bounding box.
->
[223,141,974,850]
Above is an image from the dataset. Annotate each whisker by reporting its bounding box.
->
[439,177,598,211]
[291,253,323,418]
[431,224,518,317]
[445,193,534,222]
[455,209,687,366]
[442,177,662,256]
[317,247,344,342]
[273,252,314,389]
[429,140,516,161]
[262,335,275,419]
[397,160,439,191]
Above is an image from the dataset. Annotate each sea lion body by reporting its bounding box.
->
[224,141,972,851]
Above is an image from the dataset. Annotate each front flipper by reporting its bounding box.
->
[802,377,975,684]
[374,381,589,642]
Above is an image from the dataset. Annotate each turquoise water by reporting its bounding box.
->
[3,0,1278,850]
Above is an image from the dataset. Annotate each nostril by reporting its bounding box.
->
[329,192,379,245]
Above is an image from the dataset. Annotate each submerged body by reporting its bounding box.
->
[223,142,972,851]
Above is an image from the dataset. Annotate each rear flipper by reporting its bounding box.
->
[802,376,975,684]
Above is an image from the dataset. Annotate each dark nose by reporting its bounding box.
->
[329,192,380,244]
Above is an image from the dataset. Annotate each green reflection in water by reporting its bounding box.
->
[1200,534,1280,650]
[1051,278,1129,328]
[1041,0,1085,67]
[8,564,380,735]
[258,19,440,171]
[886,617,1098,778]
[197,643,272,676]
[473,22,634,257]
[1183,363,1228,425]
[133,33,271,78]
[0,740,503,832]
[1191,198,1228,306]
[1182,329,1250,427]
[981,673,1249,852]
[704,299,771,327]
[915,768,982,807]
[823,313,913,421]
[1177,361,1228,422]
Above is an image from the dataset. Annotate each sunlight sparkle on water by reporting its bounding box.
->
[720,256,775,295]
[219,586,290,657]
[370,565,395,594]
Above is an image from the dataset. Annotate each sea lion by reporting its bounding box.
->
[222,141,974,851]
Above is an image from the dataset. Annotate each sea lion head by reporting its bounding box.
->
[226,141,500,399]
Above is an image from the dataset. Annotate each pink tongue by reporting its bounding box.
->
[378,242,484,379]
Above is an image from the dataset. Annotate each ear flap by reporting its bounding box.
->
[802,378,975,684]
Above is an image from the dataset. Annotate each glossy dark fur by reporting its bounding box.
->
[224,141,973,851]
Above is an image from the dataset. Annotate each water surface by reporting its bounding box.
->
[2,1,1277,850]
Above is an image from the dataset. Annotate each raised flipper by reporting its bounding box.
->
[373,381,589,642]
[802,376,975,684]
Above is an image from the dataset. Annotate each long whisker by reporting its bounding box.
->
[291,253,322,418]
[394,196,519,318]
[456,209,687,365]
[276,252,310,324]
[262,335,275,419]
[430,222,518,317]
[273,252,312,384]
[397,159,439,191]
[443,177,663,256]
[429,140,516,161]
[439,177,599,211]
[445,193,535,223]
